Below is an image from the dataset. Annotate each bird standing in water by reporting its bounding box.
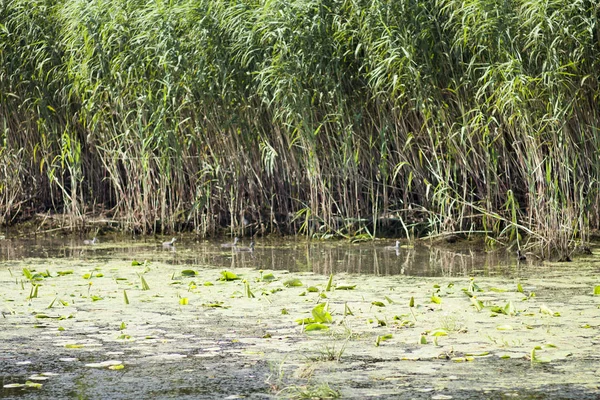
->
[236,241,255,252]
[384,241,400,250]
[84,237,98,245]
[221,237,239,248]
[162,237,177,248]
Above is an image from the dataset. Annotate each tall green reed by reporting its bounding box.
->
[1,0,598,258]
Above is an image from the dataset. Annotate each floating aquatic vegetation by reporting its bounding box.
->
[371,301,385,307]
[296,303,333,330]
[335,284,356,290]
[3,381,43,389]
[375,334,393,346]
[540,304,560,317]
[202,301,229,308]
[283,278,303,287]
[594,285,600,295]
[490,301,516,316]
[307,286,319,292]
[344,303,353,316]
[219,271,240,281]
[28,284,39,299]
[304,323,329,331]
[470,296,484,312]
[244,280,255,298]
[181,270,197,276]
[261,272,277,282]
[138,274,150,290]
[123,290,129,304]
[325,274,333,291]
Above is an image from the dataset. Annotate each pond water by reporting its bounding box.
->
[1,235,526,277]
[0,235,599,399]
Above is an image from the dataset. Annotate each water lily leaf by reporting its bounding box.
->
[181,270,197,276]
[131,260,142,266]
[203,281,214,286]
[296,317,315,325]
[108,364,125,370]
[540,304,554,316]
[2,383,25,389]
[465,351,490,357]
[490,287,507,293]
[470,296,484,311]
[304,323,329,331]
[504,301,516,316]
[311,303,332,323]
[431,329,448,336]
[371,301,385,307]
[57,271,73,276]
[594,285,600,296]
[431,295,442,304]
[284,278,303,287]
[202,301,229,308]
[4,383,26,388]
[307,286,319,292]
[335,284,356,290]
[179,297,189,305]
[497,324,513,330]
[262,273,276,281]
[219,271,239,281]
[517,283,524,293]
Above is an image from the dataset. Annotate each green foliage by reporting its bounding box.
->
[1,0,599,256]
[219,271,240,281]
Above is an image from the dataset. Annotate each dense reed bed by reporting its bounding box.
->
[1,0,599,258]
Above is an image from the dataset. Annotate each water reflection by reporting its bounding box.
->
[0,235,529,277]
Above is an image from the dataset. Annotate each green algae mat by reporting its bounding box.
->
[1,240,599,399]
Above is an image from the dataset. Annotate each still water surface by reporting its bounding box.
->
[0,235,527,277]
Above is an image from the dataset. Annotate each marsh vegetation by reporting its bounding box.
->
[1,0,600,258]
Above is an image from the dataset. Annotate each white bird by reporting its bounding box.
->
[235,241,255,252]
[221,237,239,248]
[84,237,98,245]
[162,237,177,247]
[384,240,400,250]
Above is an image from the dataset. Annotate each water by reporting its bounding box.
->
[0,235,523,277]
[1,234,598,399]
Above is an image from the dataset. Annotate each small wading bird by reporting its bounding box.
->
[221,237,239,248]
[516,249,526,261]
[235,241,255,252]
[384,240,400,250]
[162,237,177,248]
[83,237,98,245]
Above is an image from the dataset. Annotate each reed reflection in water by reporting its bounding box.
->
[0,236,522,277]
